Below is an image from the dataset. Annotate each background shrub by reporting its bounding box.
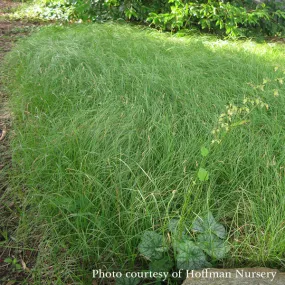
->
[21,0,285,37]
[146,0,285,37]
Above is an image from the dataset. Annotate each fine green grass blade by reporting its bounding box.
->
[3,23,285,283]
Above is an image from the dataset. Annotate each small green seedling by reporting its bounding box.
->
[198,168,209,182]
[200,147,209,157]
[4,257,22,271]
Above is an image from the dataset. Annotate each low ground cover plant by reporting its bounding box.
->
[3,23,285,283]
[136,213,229,283]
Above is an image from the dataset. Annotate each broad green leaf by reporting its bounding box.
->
[116,276,141,285]
[192,212,226,239]
[201,147,209,157]
[4,257,13,263]
[168,218,180,234]
[197,233,230,259]
[149,255,173,273]
[168,219,187,238]
[175,240,211,270]
[15,264,22,270]
[138,231,167,260]
[198,168,209,181]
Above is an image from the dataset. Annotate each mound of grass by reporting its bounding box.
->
[4,23,285,283]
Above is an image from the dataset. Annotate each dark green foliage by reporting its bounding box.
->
[116,276,141,285]
[197,233,230,259]
[138,213,228,278]
[27,0,285,36]
[69,0,170,22]
[149,256,174,273]
[147,0,285,37]
[175,240,210,270]
[138,231,168,260]
[63,0,285,37]
[192,212,226,239]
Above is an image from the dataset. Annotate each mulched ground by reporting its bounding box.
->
[0,1,40,284]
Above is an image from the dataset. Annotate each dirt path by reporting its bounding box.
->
[0,1,39,283]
